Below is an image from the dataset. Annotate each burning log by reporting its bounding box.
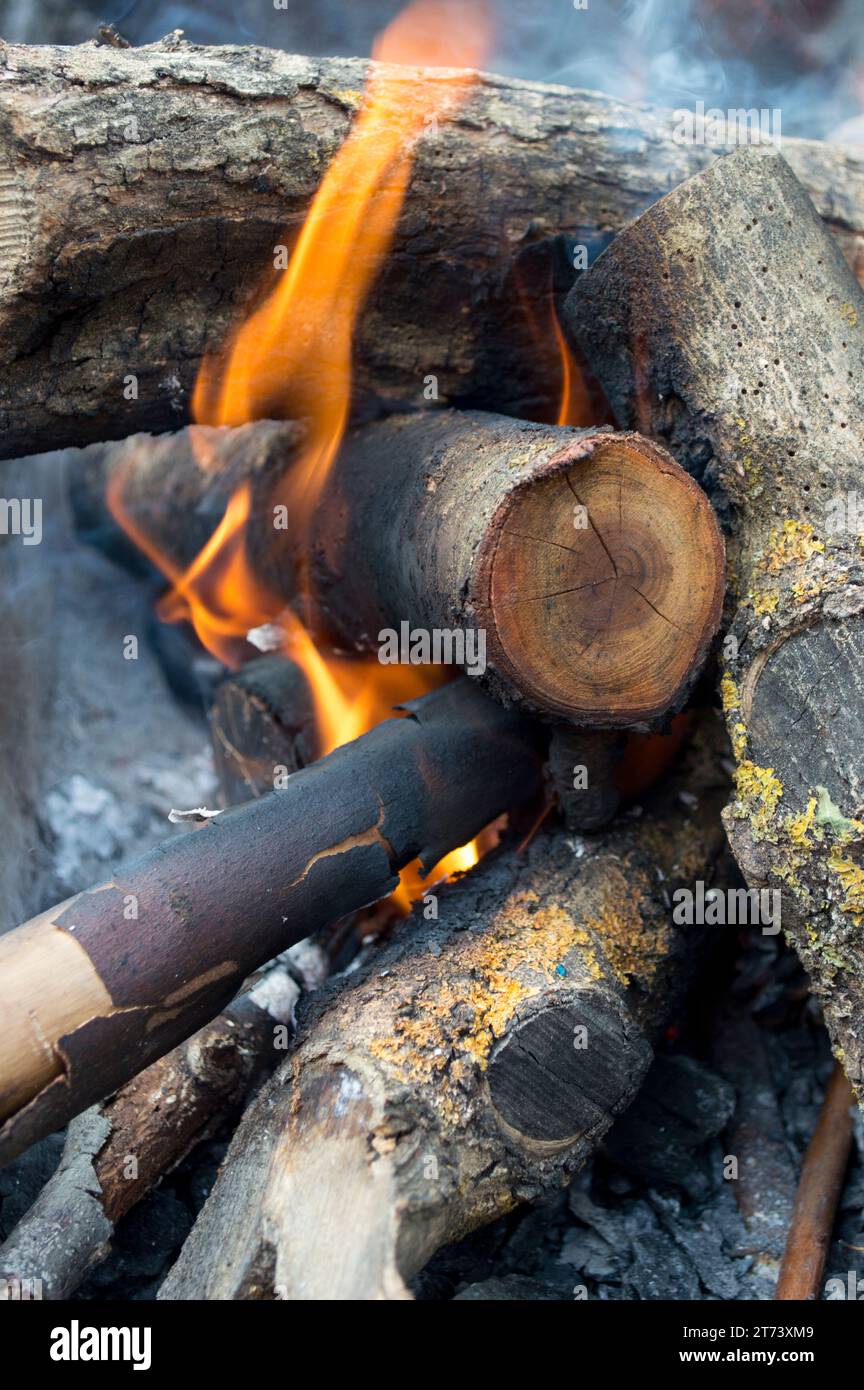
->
[0,678,542,1167]
[210,655,316,803]
[86,411,725,728]
[565,146,864,1102]
[159,714,730,1300]
[0,39,863,457]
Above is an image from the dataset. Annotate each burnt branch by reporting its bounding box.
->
[0,679,542,1167]
[159,716,730,1300]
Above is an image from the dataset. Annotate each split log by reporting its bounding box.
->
[565,146,864,1102]
[159,713,730,1300]
[0,678,542,1168]
[82,411,725,727]
[1,39,864,458]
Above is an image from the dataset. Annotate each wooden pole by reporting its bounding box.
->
[775,1063,855,1301]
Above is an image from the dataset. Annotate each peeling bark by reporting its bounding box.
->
[0,38,863,456]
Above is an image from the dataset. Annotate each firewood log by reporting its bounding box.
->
[565,146,864,1103]
[0,679,542,1168]
[80,412,725,728]
[158,713,730,1301]
[0,955,319,1300]
[0,662,330,1299]
[209,655,316,803]
[1,38,863,458]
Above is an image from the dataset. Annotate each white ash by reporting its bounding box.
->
[282,937,330,991]
[44,775,151,894]
[133,752,218,817]
[248,966,301,1025]
[246,621,284,653]
[167,806,223,824]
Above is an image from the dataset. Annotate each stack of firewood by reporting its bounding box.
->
[0,35,863,1301]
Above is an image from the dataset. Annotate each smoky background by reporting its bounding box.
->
[0,0,862,143]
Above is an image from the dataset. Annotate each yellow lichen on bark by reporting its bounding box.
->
[584,882,666,987]
[366,867,661,1119]
[828,853,864,925]
[733,761,783,840]
[721,672,749,758]
[759,520,825,574]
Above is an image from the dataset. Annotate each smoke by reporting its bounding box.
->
[0,0,861,139]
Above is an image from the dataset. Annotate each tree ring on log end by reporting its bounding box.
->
[487,993,651,1144]
[477,433,725,727]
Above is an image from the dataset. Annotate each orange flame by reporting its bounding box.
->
[193,0,491,535]
[108,0,493,909]
[551,297,594,427]
[513,259,595,428]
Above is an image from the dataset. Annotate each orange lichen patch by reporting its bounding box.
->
[368,893,602,1118]
[582,868,662,988]
[367,866,664,1128]
[785,796,819,848]
[791,579,824,605]
[720,672,749,758]
[752,589,780,615]
[721,672,740,714]
[734,761,783,840]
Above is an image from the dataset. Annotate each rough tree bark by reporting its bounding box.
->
[82,412,725,727]
[1,38,863,457]
[565,146,864,1102]
[0,678,542,1167]
[158,713,730,1300]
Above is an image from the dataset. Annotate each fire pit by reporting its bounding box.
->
[0,0,862,1327]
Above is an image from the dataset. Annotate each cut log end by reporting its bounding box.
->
[480,433,725,727]
[487,992,646,1145]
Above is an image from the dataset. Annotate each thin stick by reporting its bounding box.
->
[775,1062,855,1301]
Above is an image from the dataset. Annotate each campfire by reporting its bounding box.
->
[0,0,863,1320]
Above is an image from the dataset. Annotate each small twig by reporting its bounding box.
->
[515,797,554,855]
[95,23,131,48]
[775,1061,855,1300]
